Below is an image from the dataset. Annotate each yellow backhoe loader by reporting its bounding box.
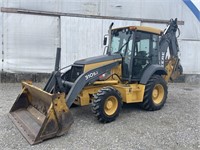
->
[9,18,183,144]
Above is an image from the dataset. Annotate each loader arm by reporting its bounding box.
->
[43,48,121,108]
[159,18,183,82]
[64,61,121,107]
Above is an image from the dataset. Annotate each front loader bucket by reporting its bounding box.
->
[9,82,73,145]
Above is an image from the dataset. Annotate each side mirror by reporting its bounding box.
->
[103,35,108,46]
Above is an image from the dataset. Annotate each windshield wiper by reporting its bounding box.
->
[116,35,132,53]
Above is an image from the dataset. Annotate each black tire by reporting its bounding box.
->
[140,75,168,111]
[92,86,122,123]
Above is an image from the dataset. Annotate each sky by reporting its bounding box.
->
[191,0,200,11]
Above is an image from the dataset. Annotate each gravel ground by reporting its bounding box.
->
[0,83,199,150]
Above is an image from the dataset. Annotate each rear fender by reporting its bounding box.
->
[140,65,167,84]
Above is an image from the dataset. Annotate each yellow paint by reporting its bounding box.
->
[164,58,176,82]
[84,59,122,72]
[104,96,118,116]
[93,80,119,85]
[132,26,162,35]
[77,83,146,106]
[112,26,162,35]
[113,84,145,103]
[53,93,70,114]
[111,64,122,78]
[78,85,105,106]
[152,84,164,104]
[76,60,123,106]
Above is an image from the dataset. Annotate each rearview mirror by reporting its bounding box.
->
[103,35,108,46]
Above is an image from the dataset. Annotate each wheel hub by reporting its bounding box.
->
[104,96,118,116]
[153,89,159,98]
[152,84,164,104]
[106,101,113,109]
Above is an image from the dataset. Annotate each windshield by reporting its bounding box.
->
[110,29,134,57]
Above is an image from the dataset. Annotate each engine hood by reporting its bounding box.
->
[74,54,122,65]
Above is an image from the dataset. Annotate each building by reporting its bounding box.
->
[0,0,199,82]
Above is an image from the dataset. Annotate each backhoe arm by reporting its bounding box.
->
[159,18,183,82]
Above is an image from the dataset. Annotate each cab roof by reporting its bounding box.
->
[112,26,163,35]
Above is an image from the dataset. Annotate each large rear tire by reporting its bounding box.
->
[92,86,122,123]
[140,75,168,111]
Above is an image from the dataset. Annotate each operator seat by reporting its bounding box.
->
[132,51,147,76]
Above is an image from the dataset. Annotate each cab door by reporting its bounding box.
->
[131,32,159,80]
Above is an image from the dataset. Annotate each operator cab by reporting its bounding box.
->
[108,26,162,82]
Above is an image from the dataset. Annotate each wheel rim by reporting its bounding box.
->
[152,84,164,104]
[104,96,118,116]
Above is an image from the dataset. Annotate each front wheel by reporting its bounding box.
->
[140,75,168,111]
[91,86,122,123]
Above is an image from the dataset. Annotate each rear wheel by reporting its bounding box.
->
[92,86,122,123]
[140,75,168,111]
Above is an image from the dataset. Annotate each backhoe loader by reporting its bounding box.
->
[9,18,183,144]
